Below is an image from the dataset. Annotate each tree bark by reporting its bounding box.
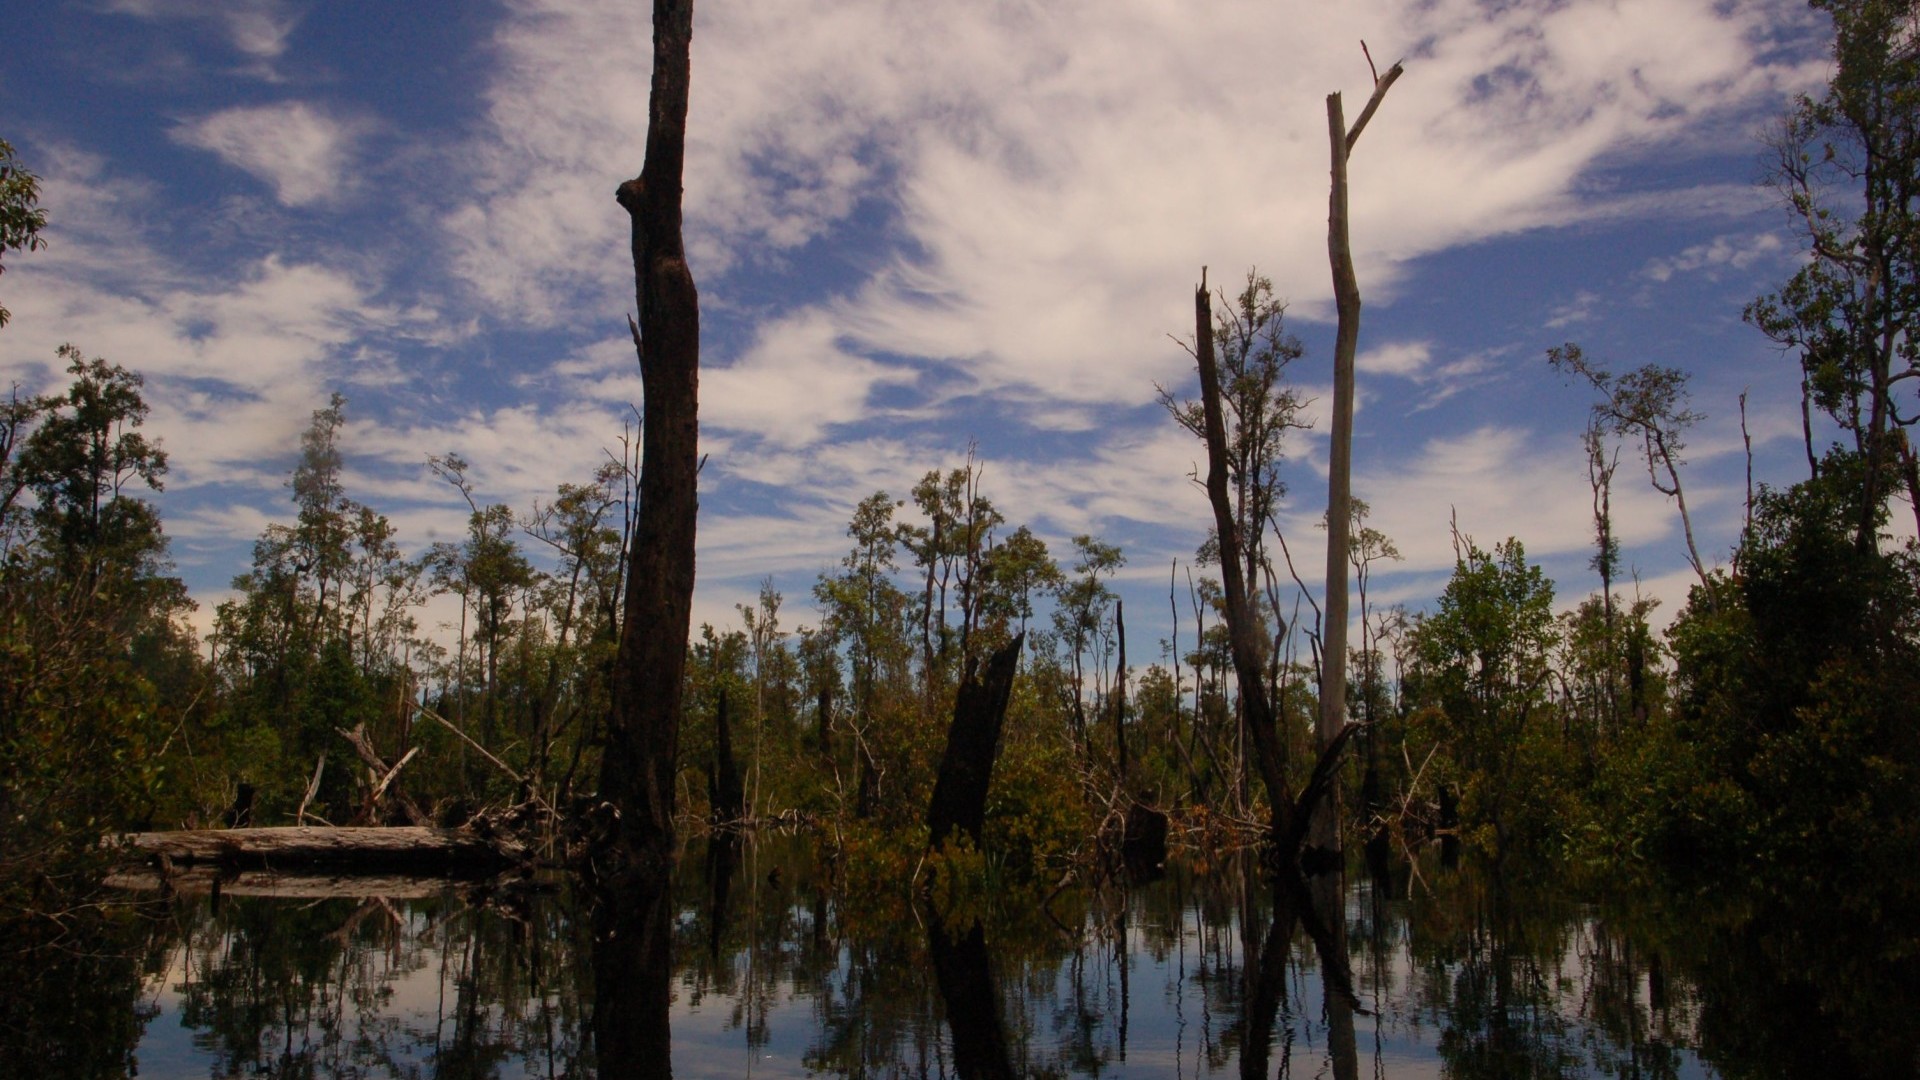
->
[926,634,1024,851]
[1316,60,1401,864]
[600,0,701,879]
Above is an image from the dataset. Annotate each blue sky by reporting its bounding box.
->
[0,0,1848,658]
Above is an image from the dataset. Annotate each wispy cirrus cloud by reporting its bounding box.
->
[1640,231,1787,282]
[101,0,303,62]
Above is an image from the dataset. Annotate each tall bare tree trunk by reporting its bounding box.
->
[600,0,700,880]
[1315,56,1402,864]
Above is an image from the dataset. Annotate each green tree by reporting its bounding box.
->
[15,347,169,584]
[289,394,354,637]
[424,452,542,772]
[1161,270,1309,648]
[1051,534,1124,762]
[1405,536,1566,859]
[899,451,1003,676]
[211,396,422,820]
[976,525,1062,647]
[522,470,626,797]
[1665,467,1920,901]
[0,348,198,886]
[425,455,539,783]
[814,492,911,818]
[0,138,47,329]
[1744,0,1920,541]
[1549,344,1708,588]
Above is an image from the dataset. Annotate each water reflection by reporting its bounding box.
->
[927,916,1016,1080]
[36,836,1913,1078]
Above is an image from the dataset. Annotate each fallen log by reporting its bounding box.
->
[103,867,481,900]
[115,826,527,873]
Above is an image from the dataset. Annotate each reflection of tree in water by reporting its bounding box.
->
[165,887,590,1079]
[0,902,167,1080]
[673,835,822,1057]
[1399,868,1695,1080]
[1641,880,1920,1080]
[77,836,1914,1077]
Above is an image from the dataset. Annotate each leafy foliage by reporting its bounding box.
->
[0,138,47,329]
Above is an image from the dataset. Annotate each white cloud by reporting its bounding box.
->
[2,149,437,490]
[1545,289,1602,329]
[173,103,358,206]
[1360,341,1433,378]
[444,0,1824,439]
[1640,232,1786,282]
[14,0,1834,650]
[1340,424,1722,578]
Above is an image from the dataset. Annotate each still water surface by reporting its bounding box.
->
[95,836,1903,1078]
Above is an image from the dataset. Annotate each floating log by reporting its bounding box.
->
[116,826,527,873]
[103,867,482,900]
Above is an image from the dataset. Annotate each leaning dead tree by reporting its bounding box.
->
[598,0,701,880]
[1192,273,1356,862]
[926,635,1025,852]
[1315,47,1402,862]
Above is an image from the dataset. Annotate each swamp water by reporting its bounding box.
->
[19,836,1917,1078]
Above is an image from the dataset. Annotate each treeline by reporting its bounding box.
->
[4,258,1911,916]
[2,0,1915,922]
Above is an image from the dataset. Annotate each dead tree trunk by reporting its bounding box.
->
[1315,52,1402,864]
[708,688,745,825]
[599,0,701,880]
[815,679,834,756]
[1193,273,1295,841]
[926,634,1024,851]
[1112,598,1129,785]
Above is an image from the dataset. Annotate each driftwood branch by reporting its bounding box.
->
[413,702,524,785]
[370,746,421,807]
[296,753,327,826]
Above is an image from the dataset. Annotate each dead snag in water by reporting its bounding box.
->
[599,0,701,881]
[1191,271,1295,842]
[1316,46,1403,863]
[708,688,746,826]
[926,634,1024,851]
